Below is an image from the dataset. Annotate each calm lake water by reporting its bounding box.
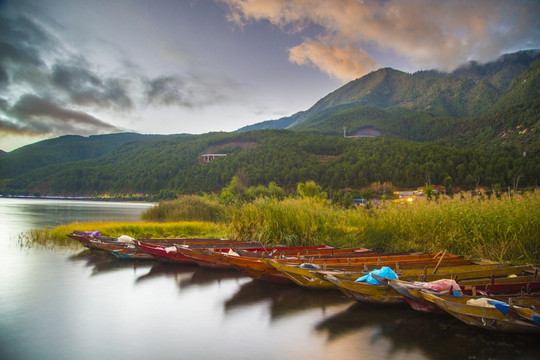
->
[0,198,538,360]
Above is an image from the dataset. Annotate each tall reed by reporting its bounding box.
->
[230,192,540,264]
[141,195,227,222]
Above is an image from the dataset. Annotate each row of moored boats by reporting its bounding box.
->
[68,231,540,334]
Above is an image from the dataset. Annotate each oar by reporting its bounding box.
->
[432,250,447,274]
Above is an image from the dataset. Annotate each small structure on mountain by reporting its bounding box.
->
[200,153,227,163]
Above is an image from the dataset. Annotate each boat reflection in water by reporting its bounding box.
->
[315,302,540,360]
[69,249,151,276]
[135,263,200,284]
[224,279,352,320]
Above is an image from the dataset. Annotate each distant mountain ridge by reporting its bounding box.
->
[0,133,182,178]
[237,50,540,132]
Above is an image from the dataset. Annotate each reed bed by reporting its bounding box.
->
[230,192,540,264]
[18,221,229,249]
[141,195,226,222]
[21,191,539,264]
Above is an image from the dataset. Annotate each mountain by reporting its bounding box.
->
[236,112,301,132]
[1,50,539,196]
[244,50,540,131]
[3,130,538,196]
[0,133,181,178]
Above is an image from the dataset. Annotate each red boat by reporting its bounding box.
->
[133,239,264,264]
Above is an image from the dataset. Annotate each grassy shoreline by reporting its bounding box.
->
[21,192,540,265]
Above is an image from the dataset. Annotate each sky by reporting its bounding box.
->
[1,0,539,152]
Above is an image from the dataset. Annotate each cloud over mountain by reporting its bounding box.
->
[220,0,540,81]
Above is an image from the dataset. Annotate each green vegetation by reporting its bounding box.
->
[24,179,539,265]
[2,130,538,197]
[141,195,227,222]
[227,191,540,265]
[18,220,228,249]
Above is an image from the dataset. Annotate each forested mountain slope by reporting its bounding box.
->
[246,50,540,132]
[3,130,537,196]
[0,133,179,178]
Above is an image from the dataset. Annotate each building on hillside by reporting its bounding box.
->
[200,153,227,163]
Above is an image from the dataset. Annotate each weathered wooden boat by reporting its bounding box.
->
[235,247,377,258]
[175,246,238,268]
[133,241,196,264]
[419,292,540,333]
[108,247,155,260]
[177,245,345,272]
[458,274,540,293]
[134,239,265,264]
[221,251,468,283]
[264,260,513,290]
[320,272,405,304]
[313,262,538,305]
[178,245,380,269]
[387,267,540,313]
[245,252,477,285]
[386,278,456,313]
[67,231,119,250]
[262,259,338,289]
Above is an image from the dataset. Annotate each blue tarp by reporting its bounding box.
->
[355,266,398,285]
[487,299,510,315]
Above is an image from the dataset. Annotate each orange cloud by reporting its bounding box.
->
[219,0,540,79]
[289,41,377,82]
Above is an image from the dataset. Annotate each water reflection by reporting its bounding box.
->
[315,302,540,360]
[2,199,538,360]
[135,263,199,284]
[224,279,299,310]
[68,249,149,276]
[224,279,353,320]
[177,267,244,288]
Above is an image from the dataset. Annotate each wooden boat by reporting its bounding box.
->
[109,247,155,260]
[386,278,457,313]
[419,292,540,333]
[265,260,512,290]
[387,268,540,313]
[220,252,468,284]
[319,272,404,304]
[314,263,538,305]
[176,246,237,268]
[134,239,264,264]
[176,245,347,271]
[178,245,379,269]
[235,247,377,258]
[67,231,119,250]
[134,241,197,264]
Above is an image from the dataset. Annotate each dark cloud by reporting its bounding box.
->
[146,76,193,107]
[0,116,34,135]
[0,13,50,61]
[5,94,122,135]
[0,64,8,86]
[51,63,133,109]
[145,74,235,108]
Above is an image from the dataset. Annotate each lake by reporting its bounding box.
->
[0,198,537,360]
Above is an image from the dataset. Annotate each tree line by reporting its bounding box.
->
[3,130,538,197]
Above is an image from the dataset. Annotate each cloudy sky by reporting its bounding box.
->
[1,0,539,151]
